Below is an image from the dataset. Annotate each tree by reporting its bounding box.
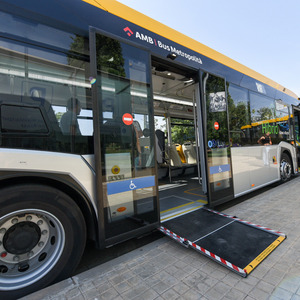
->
[171,119,195,144]
[68,35,126,77]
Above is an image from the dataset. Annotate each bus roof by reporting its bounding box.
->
[84,0,298,99]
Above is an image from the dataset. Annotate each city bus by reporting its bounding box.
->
[0,0,299,297]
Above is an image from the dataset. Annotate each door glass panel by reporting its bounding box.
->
[293,107,300,165]
[94,33,158,238]
[250,93,276,144]
[0,37,92,154]
[294,111,300,145]
[275,100,290,143]
[203,73,233,204]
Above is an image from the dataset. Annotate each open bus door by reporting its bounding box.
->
[159,72,286,277]
[202,72,234,207]
[90,28,160,247]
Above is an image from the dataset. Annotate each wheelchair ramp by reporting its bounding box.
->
[159,207,286,277]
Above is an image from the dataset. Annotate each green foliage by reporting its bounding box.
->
[68,35,88,69]
[227,92,251,144]
[68,34,126,77]
[55,112,63,122]
[171,119,195,144]
[95,35,126,77]
[254,107,274,122]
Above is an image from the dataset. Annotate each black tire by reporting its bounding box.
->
[0,184,86,299]
[280,153,292,182]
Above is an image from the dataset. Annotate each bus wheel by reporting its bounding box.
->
[280,153,292,182]
[0,184,86,299]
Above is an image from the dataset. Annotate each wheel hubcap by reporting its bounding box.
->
[0,214,50,265]
[4,221,41,255]
[281,159,291,180]
[0,209,65,291]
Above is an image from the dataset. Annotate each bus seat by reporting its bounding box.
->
[175,143,187,163]
[0,93,62,134]
[0,93,65,151]
[155,129,166,164]
[183,141,197,164]
[155,136,163,164]
[167,144,183,167]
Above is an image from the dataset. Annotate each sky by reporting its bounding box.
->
[116,0,300,97]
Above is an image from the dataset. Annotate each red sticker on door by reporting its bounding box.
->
[122,113,133,125]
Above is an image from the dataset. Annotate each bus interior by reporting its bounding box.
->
[151,59,208,222]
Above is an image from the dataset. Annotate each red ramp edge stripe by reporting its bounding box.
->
[158,226,247,277]
[203,207,286,237]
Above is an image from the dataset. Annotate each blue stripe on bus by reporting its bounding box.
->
[210,164,230,175]
[107,176,155,195]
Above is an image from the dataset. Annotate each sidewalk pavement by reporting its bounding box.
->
[21,177,300,300]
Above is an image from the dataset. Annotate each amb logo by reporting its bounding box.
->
[123,27,133,37]
[122,26,203,65]
[123,26,154,44]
